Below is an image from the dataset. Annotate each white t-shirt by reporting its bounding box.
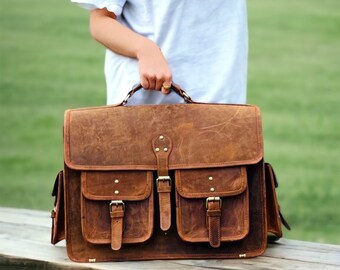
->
[71,0,248,105]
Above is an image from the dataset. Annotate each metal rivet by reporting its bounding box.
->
[155,147,160,152]
[159,135,164,140]
[89,258,96,262]
[164,147,168,152]
[208,176,213,181]
[239,254,247,258]
[210,187,215,192]
[114,179,119,184]
[114,190,119,195]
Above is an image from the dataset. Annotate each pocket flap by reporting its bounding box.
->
[82,171,153,201]
[175,166,247,198]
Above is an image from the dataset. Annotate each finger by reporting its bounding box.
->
[161,78,172,95]
[155,77,164,91]
[155,82,163,91]
[140,76,150,90]
[148,76,156,90]
[161,87,171,95]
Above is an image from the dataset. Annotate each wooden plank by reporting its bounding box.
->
[0,207,51,227]
[265,239,340,266]
[0,207,339,270]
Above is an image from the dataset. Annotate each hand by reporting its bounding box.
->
[89,9,172,94]
[136,42,172,94]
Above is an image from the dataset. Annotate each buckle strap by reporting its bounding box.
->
[157,176,172,231]
[152,135,173,231]
[206,197,222,248]
[109,200,125,251]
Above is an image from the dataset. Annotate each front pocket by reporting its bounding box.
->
[175,166,249,248]
[80,170,153,250]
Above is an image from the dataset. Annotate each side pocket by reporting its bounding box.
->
[175,166,249,248]
[51,170,65,245]
[265,163,291,242]
[80,170,154,251]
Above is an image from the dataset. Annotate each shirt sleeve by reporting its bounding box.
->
[70,0,126,17]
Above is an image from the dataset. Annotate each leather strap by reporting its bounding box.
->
[51,170,65,245]
[265,163,291,237]
[120,83,195,106]
[157,178,171,231]
[152,135,172,231]
[110,202,125,251]
[206,198,222,248]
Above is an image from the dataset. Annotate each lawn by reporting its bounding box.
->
[1,0,339,244]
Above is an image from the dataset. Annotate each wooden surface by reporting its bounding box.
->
[0,207,339,270]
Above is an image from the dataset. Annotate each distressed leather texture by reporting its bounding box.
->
[51,99,289,262]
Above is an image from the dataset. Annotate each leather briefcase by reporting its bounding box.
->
[51,84,290,262]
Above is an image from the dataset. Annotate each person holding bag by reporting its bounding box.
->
[51,1,290,262]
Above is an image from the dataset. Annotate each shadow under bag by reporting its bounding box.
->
[51,84,290,262]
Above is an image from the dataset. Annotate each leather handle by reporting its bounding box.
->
[120,83,195,105]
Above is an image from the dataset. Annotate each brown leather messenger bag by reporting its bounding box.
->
[51,84,290,262]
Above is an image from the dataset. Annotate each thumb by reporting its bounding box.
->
[161,81,172,95]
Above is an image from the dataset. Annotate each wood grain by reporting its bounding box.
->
[0,207,339,269]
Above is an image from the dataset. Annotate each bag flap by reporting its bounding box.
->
[81,171,153,200]
[64,103,263,170]
[175,166,247,198]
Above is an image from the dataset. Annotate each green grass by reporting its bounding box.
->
[0,0,106,208]
[247,0,340,244]
[1,0,340,244]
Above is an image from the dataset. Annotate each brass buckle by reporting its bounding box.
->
[156,176,172,186]
[109,200,125,211]
[206,197,222,209]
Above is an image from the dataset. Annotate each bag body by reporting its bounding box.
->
[51,86,288,262]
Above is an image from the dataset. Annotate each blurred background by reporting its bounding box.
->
[0,0,339,244]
